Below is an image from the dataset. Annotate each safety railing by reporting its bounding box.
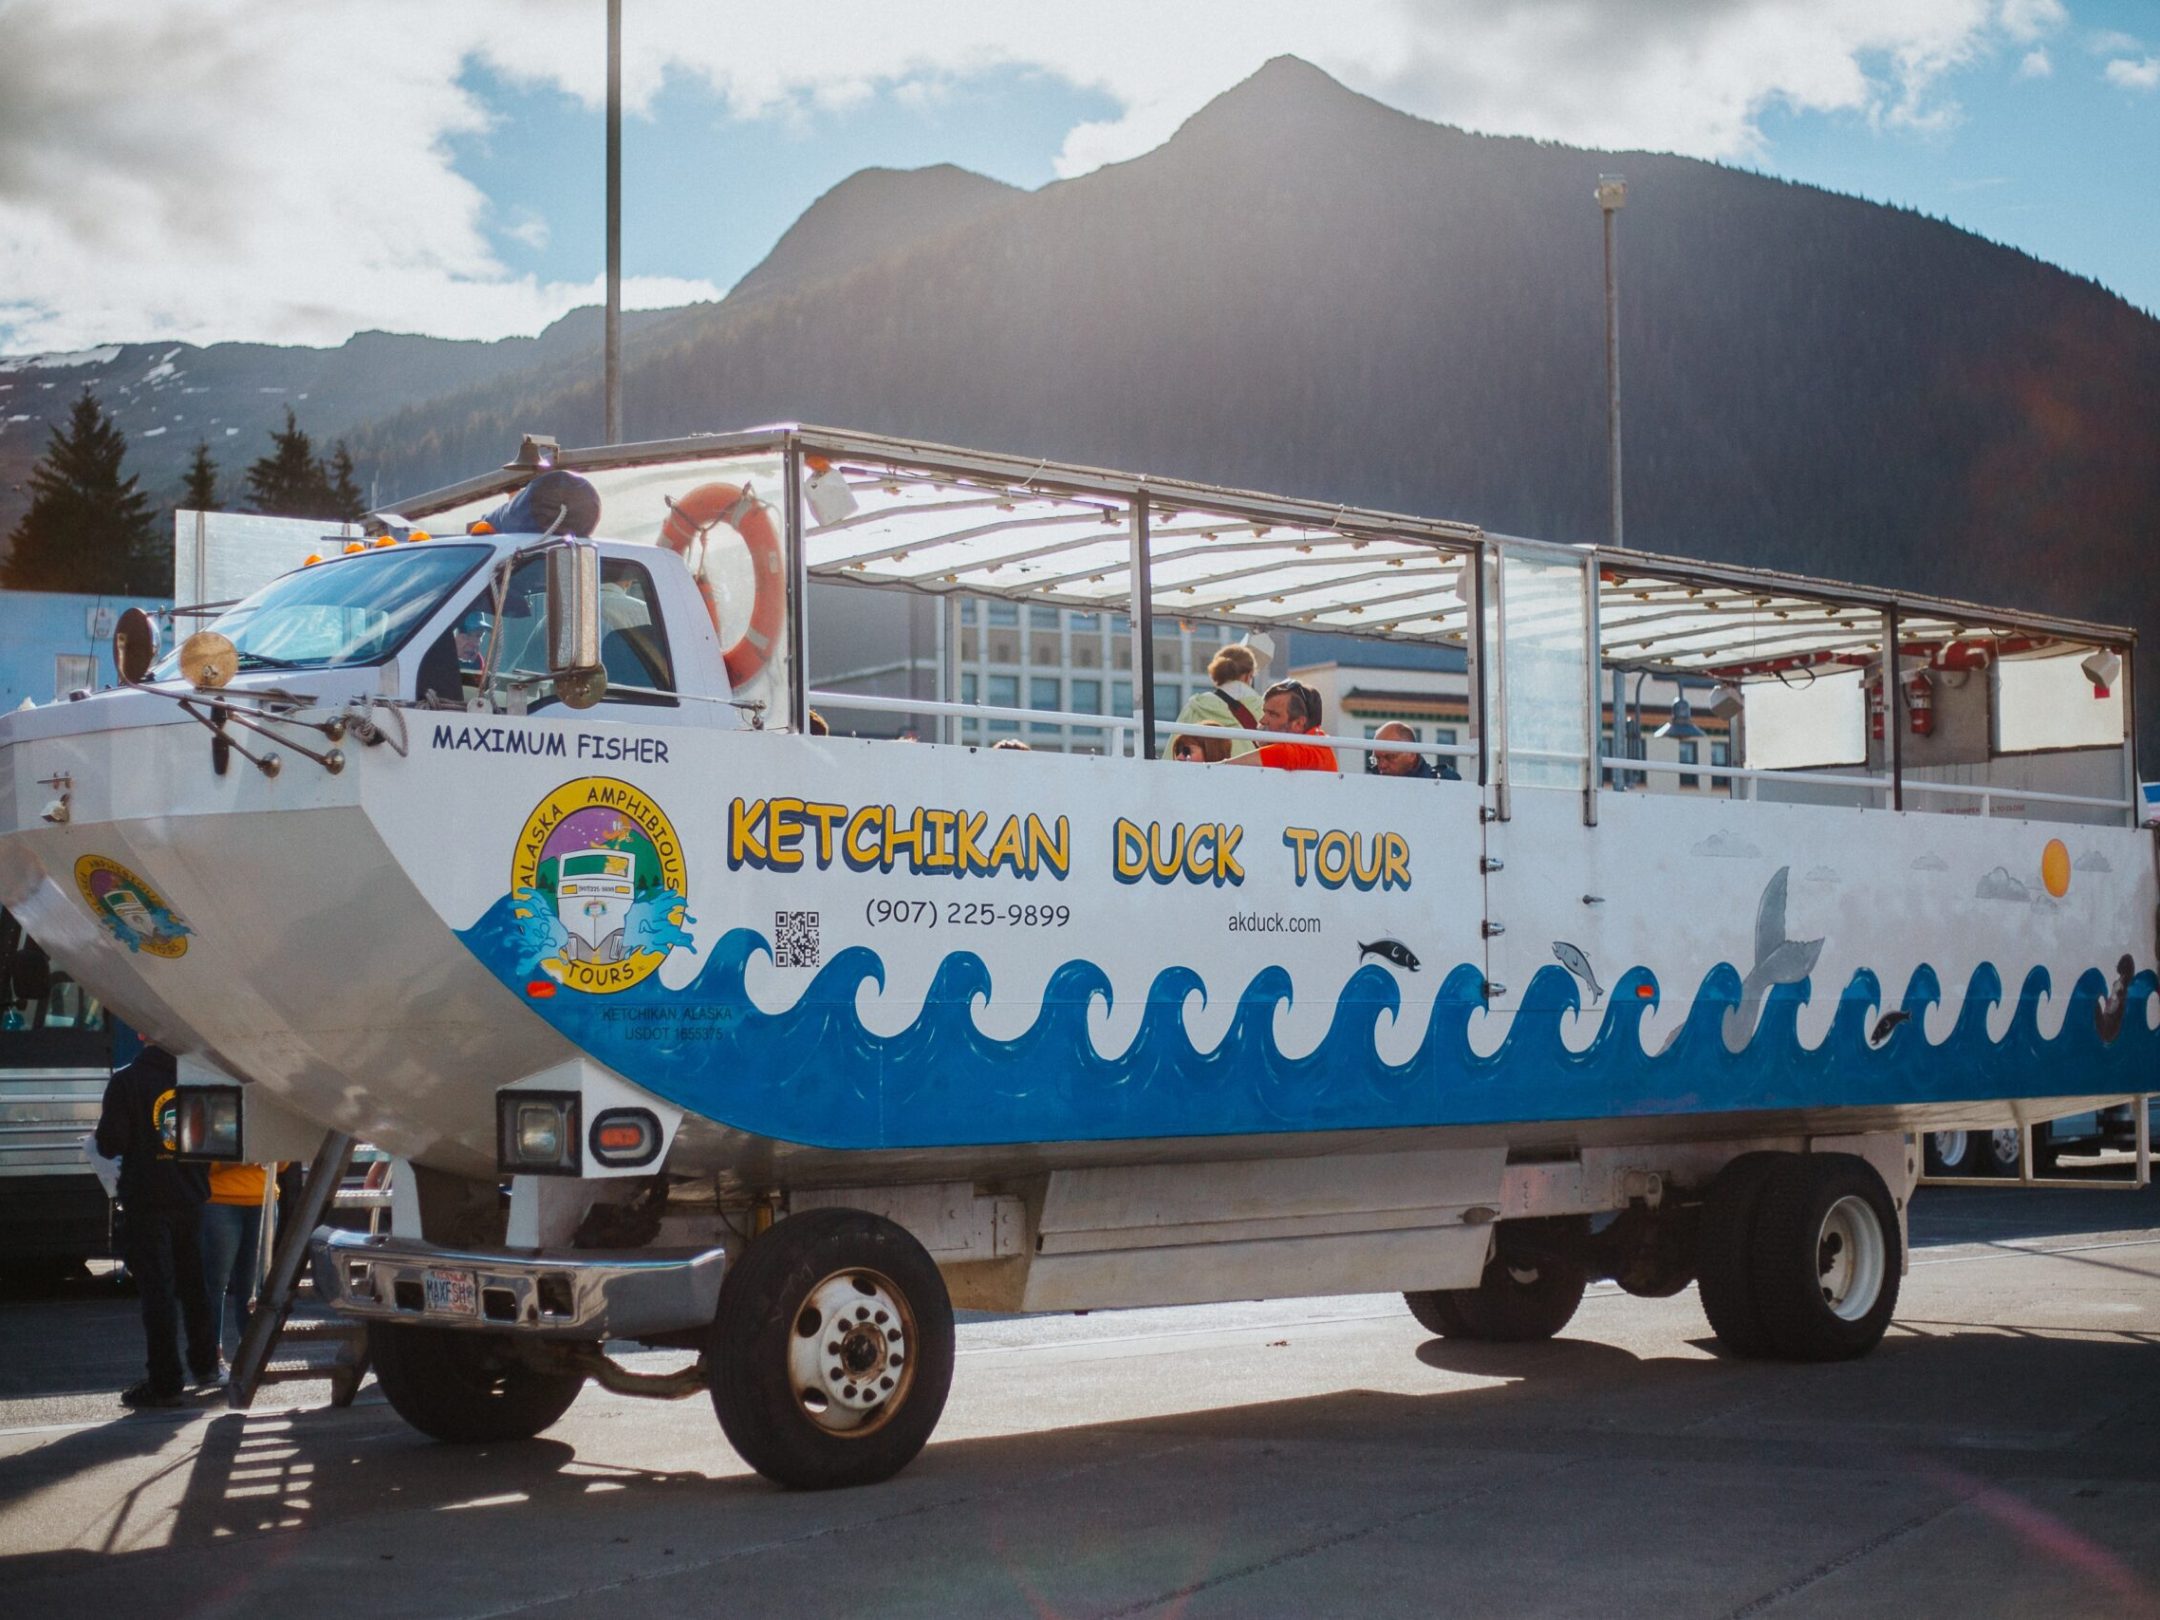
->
[1600,754,2133,818]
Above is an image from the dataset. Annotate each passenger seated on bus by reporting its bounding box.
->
[992,737,1031,751]
[1227,681,1339,772]
[1171,724,1233,763]
[1366,720,1460,781]
[1158,643,1264,758]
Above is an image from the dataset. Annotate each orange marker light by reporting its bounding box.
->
[301,552,323,567]
[409,530,431,542]
[342,541,366,554]
[372,534,397,548]
[467,520,494,535]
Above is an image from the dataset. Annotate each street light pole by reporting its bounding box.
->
[1596,173,1626,551]
[603,0,623,446]
[1596,174,1628,786]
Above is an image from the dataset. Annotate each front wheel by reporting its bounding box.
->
[1405,1248,1586,1342]
[367,1323,586,1442]
[709,1208,954,1490]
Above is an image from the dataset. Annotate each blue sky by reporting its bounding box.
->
[1,0,2156,353]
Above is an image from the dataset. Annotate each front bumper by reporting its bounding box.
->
[310,1227,727,1340]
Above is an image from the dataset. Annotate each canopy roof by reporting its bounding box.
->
[392,424,2130,678]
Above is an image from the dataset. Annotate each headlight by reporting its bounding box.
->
[497,1091,581,1175]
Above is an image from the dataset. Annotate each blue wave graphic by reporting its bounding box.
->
[459,896,2160,1150]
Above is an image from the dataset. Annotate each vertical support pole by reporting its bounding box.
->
[1490,547,1511,823]
[1884,606,1904,812]
[1582,553,1601,826]
[1130,495,1156,760]
[2120,644,2139,827]
[603,0,623,446]
[941,594,961,747]
[782,440,808,732]
[1470,540,1490,791]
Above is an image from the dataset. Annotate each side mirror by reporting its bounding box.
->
[112,607,160,685]
[546,540,607,709]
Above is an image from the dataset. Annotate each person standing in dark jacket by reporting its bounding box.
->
[95,1046,217,1407]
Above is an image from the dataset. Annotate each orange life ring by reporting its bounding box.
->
[659,482,786,688]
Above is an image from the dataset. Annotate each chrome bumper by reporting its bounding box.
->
[310,1227,727,1341]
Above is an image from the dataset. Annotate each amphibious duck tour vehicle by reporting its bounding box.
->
[1,426,2149,1486]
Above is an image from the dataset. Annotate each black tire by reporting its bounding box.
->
[1695,1152,1782,1357]
[709,1208,954,1490]
[1922,1131,1972,1176]
[1973,1125,2024,1177]
[1404,1247,1586,1342]
[1748,1153,1902,1361]
[367,1322,586,1442]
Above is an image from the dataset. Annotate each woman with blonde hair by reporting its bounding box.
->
[1160,639,1266,759]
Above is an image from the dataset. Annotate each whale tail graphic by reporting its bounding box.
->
[1723,866,1824,1052]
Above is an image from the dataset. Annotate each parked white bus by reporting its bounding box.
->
[0,426,2150,1488]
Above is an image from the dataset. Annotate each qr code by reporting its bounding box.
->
[775,910,821,969]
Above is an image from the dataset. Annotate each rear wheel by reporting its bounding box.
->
[1694,1152,1782,1357]
[1405,1247,1586,1342]
[1747,1154,1902,1361]
[1922,1131,1972,1176]
[1973,1125,2024,1177]
[709,1208,954,1490]
[367,1323,586,1442]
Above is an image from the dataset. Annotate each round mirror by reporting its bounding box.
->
[112,607,160,684]
[178,630,239,690]
[553,666,608,710]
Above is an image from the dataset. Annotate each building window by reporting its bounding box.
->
[1112,680,1133,716]
[960,600,977,625]
[961,672,978,705]
[1070,612,1101,631]
[988,674,1019,709]
[1678,740,1700,790]
[53,654,95,700]
[1030,676,1061,711]
[1028,605,1061,628]
[987,602,1018,627]
[1071,678,1102,714]
[1711,740,1732,794]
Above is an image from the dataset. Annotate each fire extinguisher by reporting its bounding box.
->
[1866,674,1885,741]
[1906,670,1934,737]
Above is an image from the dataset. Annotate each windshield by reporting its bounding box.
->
[152,544,491,676]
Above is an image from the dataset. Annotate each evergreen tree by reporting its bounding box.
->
[245,408,336,517]
[0,388,163,594]
[181,441,220,512]
[325,441,367,521]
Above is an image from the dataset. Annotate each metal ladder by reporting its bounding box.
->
[225,1131,375,1410]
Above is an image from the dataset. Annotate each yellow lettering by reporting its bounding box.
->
[986,814,1028,875]
[1317,830,1352,887]
[1382,832,1410,890]
[802,801,846,868]
[767,797,805,871]
[1026,813,1069,877]
[1282,825,1318,883]
[921,809,957,871]
[1217,823,1245,884]
[883,807,925,871]
[1115,817,1148,882]
[729,798,769,868]
[844,806,884,870]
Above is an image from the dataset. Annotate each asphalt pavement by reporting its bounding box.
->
[1,1176,2157,1618]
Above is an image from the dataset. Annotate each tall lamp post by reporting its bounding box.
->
[603,0,623,446]
[1597,173,1628,782]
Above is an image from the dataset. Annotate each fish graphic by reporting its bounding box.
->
[2096,954,2135,1043]
[1722,866,1824,1053]
[1358,939,1421,972]
[1551,941,1604,1005]
[1868,1009,1909,1048]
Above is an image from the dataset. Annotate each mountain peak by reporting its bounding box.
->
[727,164,1023,305]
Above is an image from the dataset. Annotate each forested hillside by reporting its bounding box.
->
[348,57,2160,751]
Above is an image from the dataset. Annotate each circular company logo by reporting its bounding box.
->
[73,855,191,959]
[511,777,690,995]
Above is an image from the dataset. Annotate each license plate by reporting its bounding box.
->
[423,1267,477,1316]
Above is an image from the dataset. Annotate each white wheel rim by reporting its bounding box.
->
[1816,1195,1886,1321]
[786,1268,914,1436]
[1988,1127,2021,1163]
[1934,1130,1969,1168]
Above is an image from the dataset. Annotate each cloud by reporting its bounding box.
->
[2074,850,2114,873]
[0,0,2098,349]
[1975,865,2031,901]
[2106,55,2160,90]
[1910,852,1949,871]
[502,209,551,254]
[2016,47,2053,77]
[1691,831,1763,859]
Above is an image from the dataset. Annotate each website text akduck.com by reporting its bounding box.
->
[1226,912,1322,935]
